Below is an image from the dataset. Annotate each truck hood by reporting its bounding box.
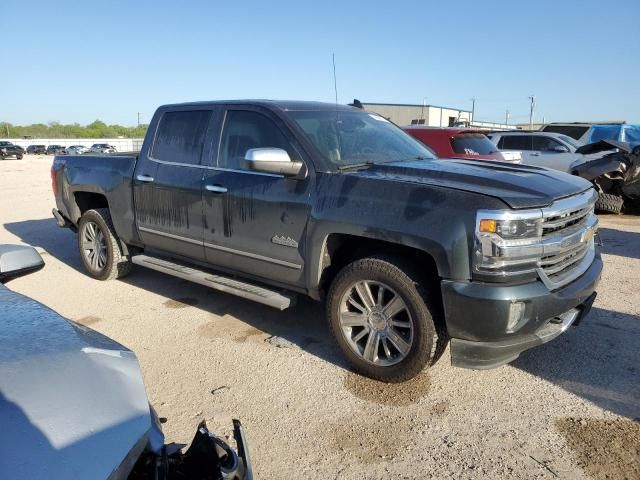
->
[353,158,592,209]
[0,284,163,480]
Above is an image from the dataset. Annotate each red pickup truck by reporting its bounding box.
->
[404,127,509,162]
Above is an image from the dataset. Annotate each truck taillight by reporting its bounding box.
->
[51,168,57,195]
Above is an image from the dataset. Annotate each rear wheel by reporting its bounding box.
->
[16,154,23,160]
[595,193,623,214]
[327,256,446,382]
[78,208,132,280]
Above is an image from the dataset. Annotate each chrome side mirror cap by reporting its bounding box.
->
[0,244,44,283]
[244,148,304,177]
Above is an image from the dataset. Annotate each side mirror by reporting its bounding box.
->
[552,145,569,153]
[244,148,304,177]
[0,244,44,283]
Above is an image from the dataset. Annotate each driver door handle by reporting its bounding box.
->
[136,174,155,183]
[206,184,228,193]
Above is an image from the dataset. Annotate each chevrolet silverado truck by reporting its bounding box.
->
[52,100,602,382]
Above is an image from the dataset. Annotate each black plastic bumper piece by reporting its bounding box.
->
[450,292,596,369]
[443,253,602,369]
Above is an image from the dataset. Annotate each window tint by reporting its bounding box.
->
[588,125,622,143]
[152,110,212,165]
[218,110,292,169]
[532,136,561,151]
[500,135,533,150]
[290,110,434,166]
[542,125,589,140]
[451,133,498,155]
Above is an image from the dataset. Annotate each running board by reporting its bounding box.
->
[131,254,296,310]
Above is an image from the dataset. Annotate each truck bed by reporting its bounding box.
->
[52,153,140,245]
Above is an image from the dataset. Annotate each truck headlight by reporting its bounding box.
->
[474,210,543,277]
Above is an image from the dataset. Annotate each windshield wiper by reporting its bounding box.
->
[337,161,375,171]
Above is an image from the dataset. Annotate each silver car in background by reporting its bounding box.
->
[486,131,609,172]
[89,143,117,154]
[65,145,90,155]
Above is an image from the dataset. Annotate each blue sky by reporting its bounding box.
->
[2,0,639,126]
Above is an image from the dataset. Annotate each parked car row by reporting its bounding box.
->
[19,143,118,156]
[401,126,640,214]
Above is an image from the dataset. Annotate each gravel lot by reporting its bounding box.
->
[1,156,639,479]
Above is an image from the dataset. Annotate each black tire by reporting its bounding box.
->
[77,208,132,280]
[327,256,446,383]
[595,193,623,214]
[16,154,23,160]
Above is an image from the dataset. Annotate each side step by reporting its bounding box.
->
[131,254,296,310]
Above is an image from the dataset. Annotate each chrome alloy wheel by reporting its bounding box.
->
[339,280,414,366]
[81,221,107,271]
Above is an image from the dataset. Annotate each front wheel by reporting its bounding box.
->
[327,256,446,382]
[78,208,132,280]
[16,154,23,160]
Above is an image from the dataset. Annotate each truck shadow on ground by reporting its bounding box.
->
[597,227,640,260]
[3,218,348,370]
[512,307,640,419]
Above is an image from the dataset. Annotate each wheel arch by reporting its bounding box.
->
[310,233,442,300]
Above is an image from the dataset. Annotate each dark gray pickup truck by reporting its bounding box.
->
[52,100,602,382]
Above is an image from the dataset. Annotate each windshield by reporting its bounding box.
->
[557,134,582,149]
[588,125,622,143]
[289,110,435,167]
[451,133,498,155]
[622,125,640,145]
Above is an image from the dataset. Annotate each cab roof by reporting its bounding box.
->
[158,99,358,112]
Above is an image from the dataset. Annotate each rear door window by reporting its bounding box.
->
[499,135,534,150]
[532,136,562,151]
[152,110,212,165]
[450,133,497,155]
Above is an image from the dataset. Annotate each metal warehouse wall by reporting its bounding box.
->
[6,138,144,151]
[361,104,472,127]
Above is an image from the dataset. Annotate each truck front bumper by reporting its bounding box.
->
[441,253,602,369]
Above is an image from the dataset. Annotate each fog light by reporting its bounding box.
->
[507,302,526,332]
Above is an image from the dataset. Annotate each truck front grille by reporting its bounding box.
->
[542,204,592,237]
[537,190,598,289]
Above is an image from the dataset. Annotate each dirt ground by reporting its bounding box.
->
[2,156,639,479]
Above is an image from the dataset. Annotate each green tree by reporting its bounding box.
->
[0,120,148,139]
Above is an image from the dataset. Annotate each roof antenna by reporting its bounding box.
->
[332,53,339,105]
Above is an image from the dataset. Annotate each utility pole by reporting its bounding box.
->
[528,95,535,129]
[471,97,476,122]
[137,112,141,127]
[420,97,427,123]
[505,109,510,125]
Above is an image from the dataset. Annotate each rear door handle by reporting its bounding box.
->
[206,184,228,193]
[136,174,155,183]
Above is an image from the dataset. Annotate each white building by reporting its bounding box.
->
[360,102,472,127]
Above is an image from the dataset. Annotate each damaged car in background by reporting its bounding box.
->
[0,244,252,480]
[488,131,640,213]
[571,140,640,213]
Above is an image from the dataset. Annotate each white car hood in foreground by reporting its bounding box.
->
[0,284,163,479]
